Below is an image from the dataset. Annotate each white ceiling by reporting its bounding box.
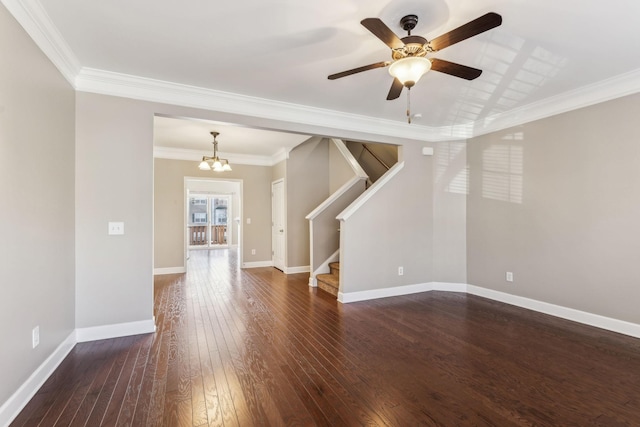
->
[9,0,640,152]
[153,116,311,160]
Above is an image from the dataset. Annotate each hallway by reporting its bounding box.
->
[11,248,640,426]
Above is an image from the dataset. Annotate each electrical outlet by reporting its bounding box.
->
[398,266,404,276]
[506,271,513,282]
[251,249,256,255]
[246,218,251,224]
[32,326,40,348]
[108,222,124,235]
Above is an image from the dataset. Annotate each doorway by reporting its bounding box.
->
[184,178,243,271]
[187,194,231,249]
[272,179,285,271]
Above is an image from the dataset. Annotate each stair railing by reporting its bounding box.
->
[306,139,367,287]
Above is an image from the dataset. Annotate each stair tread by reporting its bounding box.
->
[328,262,340,270]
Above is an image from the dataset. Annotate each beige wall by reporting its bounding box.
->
[467,93,640,323]
[154,158,272,268]
[0,4,75,405]
[272,160,286,182]
[154,177,241,269]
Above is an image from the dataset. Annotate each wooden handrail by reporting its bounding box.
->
[361,143,391,171]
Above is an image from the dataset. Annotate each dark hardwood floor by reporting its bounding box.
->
[11,248,640,426]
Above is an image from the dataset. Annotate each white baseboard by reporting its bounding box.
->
[309,277,317,287]
[465,285,640,339]
[339,283,433,303]
[0,332,76,427]
[76,318,156,343]
[431,282,468,292]
[285,265,310,274]
[340,281,640,339]
[153,266,186,275]
[242,260,274,268]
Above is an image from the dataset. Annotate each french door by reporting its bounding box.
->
[188,194,230,249]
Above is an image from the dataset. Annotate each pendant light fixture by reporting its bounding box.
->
[198,131,232,172]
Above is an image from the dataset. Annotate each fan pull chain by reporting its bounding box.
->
[406,87,412,124]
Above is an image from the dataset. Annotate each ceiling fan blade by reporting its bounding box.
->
[386,78,404,100]
[428,12,502,52]
[430,58,482,80]
[361,18,405,50]
[328,61,390,80]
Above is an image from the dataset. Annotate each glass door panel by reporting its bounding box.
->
[188,196,209,247]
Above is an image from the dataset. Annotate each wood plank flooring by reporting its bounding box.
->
[11,248,640,426]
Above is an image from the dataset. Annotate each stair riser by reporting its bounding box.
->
[317,280,339,297]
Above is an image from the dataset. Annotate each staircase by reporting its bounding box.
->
[316,262,340,296]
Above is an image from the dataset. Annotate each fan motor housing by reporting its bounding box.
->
[392,35,428,60]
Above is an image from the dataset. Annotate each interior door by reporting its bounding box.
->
[272,179,285,271]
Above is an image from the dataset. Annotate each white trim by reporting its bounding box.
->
[339,283,433,303]
[331,138,368,179]
[337,161,405,221]
[306,176,366,220]
[309,277,316,287]
[430,282,468,292]
[465,285,640,340]
[242,260,274,268]
[338,281,640,339]
[438,68,640,141]
[284,265,310,274]
[0,331,76,427]
[312,249,340,278]
[7,2,640,141]
[1,0,81,86]
[75,318,156,343]
[75,68,437,141]
[271,147,291,165]
[153,266,186,275]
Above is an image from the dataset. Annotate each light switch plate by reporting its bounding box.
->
[108,222,124,235]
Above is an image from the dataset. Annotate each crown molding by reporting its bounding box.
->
[75,67,441,142]
[434,68,640,141]
[8,0,640,142]
[76,67,640,144]
[154,146,274,166]
[2,0,80,86]
[271,148,291,165]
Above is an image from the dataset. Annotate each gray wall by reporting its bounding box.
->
[154,158,272,268]
[0,4,75,405]
[341,144,434,291]
[433,141,467,283]
[286,137,330,268]
[467,93,640,324]
[329,140,356,193]
[76,93,154,329]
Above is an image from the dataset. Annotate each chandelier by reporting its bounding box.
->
[198,131,232,172]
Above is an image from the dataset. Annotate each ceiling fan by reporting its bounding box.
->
[328,12,502,120]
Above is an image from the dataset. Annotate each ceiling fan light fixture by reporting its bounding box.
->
[389,57,432,87]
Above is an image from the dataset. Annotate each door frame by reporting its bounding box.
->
[271,178,286,271]
[184,177,243,271]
